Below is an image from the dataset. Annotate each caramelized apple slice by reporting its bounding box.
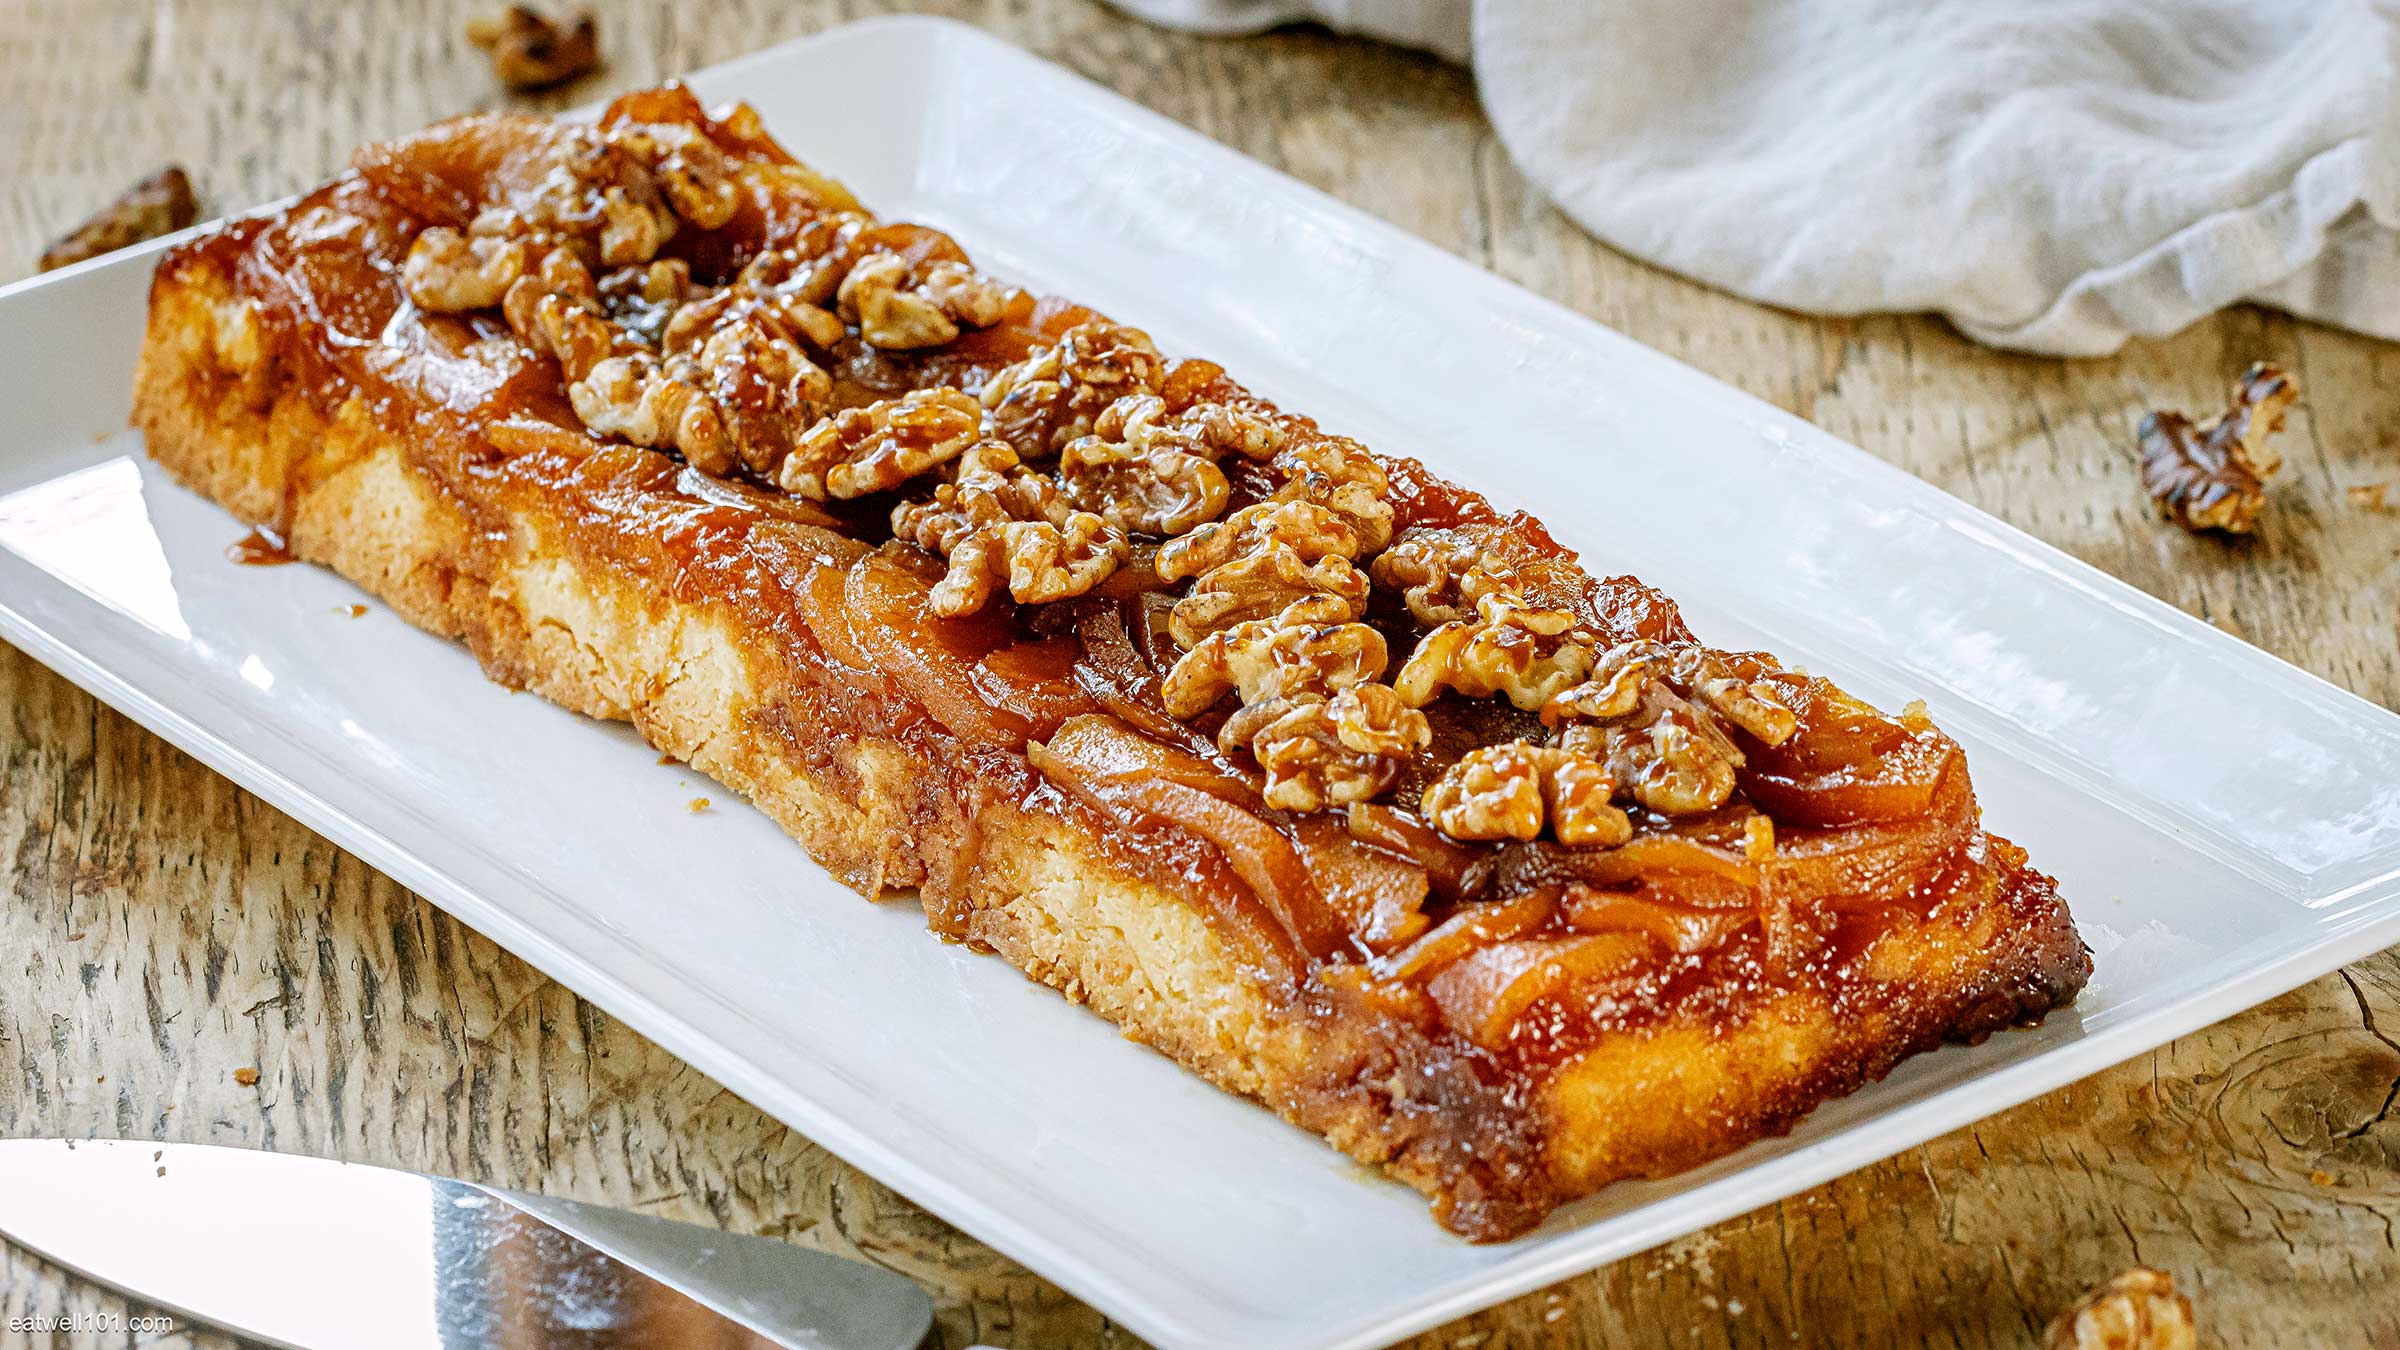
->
[1560,887,1753,954]
[970,636,1099,743]
[1737,670,1957,826]
[842,547,1029,748]
[1371,887,1556,984]
[1033,717,1345,963]
[1289,814,1429,953]
[1426,932,1655,1050]
[1346,802,1487,901]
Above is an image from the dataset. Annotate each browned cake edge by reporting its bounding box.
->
[134,252,2090,1239]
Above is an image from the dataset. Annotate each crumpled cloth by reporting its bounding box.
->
[1111,0,2400,356]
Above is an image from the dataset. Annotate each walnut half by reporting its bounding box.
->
[2137,362,2296,534]
[1245,685,1432,812]
[890,443,1128,616]
[1543,640,1795,818]
[2043,1268,2195,1350]
[1392,591,1596,712]
[466,6,600,91]
[1419,740,1631,848]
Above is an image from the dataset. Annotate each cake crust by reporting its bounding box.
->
[131,87,2090,1241]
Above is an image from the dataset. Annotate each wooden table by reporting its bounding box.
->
[5,2,2397,1345]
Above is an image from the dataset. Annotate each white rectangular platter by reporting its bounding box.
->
[6,18,2400,1350]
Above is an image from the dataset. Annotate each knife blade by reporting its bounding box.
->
[0,1140,934,1350]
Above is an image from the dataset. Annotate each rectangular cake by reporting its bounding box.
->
[131,83,2090,1240]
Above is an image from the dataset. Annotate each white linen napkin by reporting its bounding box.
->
[1111,0,2400,356]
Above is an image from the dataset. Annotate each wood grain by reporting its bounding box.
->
[4,2,2399,1346]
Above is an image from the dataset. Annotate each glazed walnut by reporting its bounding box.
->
[1269,434,1395,554]
[1168,548,1371,649]
[891,444,1127,616]
[569,351,728,469]
[2137,363,2295,535]
[679,308,835,477]
[1419,741,1631,848]
[1543,641,1796,817]
[981,321,1166,457]
[836,252,1008,350]
[1245,685,1432,812]
[1392,591,1597,712]
[1157,500,1360,585]
[779,388,982,501]
[2043,1268,2196,1350]
[612,121,740,231]
[1160,595,1389,718]
[1370,532,1515,627]
[505,248,618,380]
[403,227,530,312]
[1547,641,1798,745]
[938,515,1124,616]
[1057,415,1231,537]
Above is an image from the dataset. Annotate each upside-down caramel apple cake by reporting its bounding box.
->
[132,83,2091,1240]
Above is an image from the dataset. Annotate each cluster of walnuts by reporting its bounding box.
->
[399,115,1010,483]
[400,107,1805,845]
[1376,536,1800,847]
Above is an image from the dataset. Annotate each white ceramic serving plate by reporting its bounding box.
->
[5,18,2398,1349]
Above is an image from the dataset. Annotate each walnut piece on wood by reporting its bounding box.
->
[2137,363,2296,535]
[466,6,600,91]
[2043,1268,2196,1350]
[38,166,198,272]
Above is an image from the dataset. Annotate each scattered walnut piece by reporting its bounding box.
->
[2137,363,2296,534]
[2043,1268,2195,1350]
[1420,741,1631,848]
[2348,482,2391,511]
[232,1068,260,1087]
[1393,592,1596,712]
[39,166,199,272]
[466,5,600,91]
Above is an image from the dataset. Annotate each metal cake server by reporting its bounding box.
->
[0,1139,935,1349]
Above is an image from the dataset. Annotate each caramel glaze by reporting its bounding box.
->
[153,86,2091,1241]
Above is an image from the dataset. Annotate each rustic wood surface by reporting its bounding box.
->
[4,1,2398,1346]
